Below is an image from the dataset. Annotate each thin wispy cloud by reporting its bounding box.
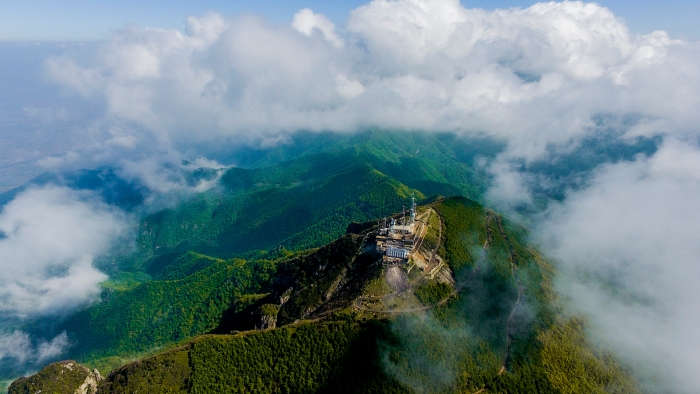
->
[0,331,70,365]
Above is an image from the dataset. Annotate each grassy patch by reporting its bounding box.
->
[414,282,452,305]
[100,271,152,292]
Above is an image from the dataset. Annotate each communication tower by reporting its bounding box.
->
[410,195,416,225]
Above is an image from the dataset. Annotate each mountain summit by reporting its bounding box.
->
[9,195,638,393]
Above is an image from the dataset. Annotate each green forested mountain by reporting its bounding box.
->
[133,164,421,266]
[5,131,641,393]
[13,131,475,374]
[12,197,639,394]
[101,130,488,274]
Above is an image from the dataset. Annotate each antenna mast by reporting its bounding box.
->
[410,194,416,224]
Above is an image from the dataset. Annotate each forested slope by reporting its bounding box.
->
[127,129,494,267]
[11,197,639,393]
[3,131,648,393]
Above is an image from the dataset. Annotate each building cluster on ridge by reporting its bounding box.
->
[376,196,418,265]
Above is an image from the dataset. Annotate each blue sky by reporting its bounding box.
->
[1,0,699,41]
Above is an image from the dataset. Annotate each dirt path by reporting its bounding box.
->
[411,209,431,255]
[484,210,493,248]
[385,265,409,293]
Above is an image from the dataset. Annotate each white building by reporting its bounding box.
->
[386,246,409,259]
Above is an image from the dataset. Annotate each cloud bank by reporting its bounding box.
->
[0,186,127,318]
[538,139,700,393]
[44,0,700,165]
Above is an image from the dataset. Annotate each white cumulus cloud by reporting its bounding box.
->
[292,8,344,48]
[0,186,127,318]
[42,1,698,163]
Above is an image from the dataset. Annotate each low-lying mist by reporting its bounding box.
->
[0,186,128,375]
[536,139,700,393]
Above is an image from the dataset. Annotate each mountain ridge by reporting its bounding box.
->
[1,131,647,393]
[10,197,640,393]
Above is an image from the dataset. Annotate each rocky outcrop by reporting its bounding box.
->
[8,360,103,394]
[278,288,293,305]
[253,303,280,330]
[76,368,103,394]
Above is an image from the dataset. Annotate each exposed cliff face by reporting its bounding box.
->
[274,234,381,326]
[8,361,103,394]
[76,369,103,394]
[213,234,379,333]
[253,304,279,330]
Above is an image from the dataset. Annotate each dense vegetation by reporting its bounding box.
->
[89,198,641,393]
[227,130,492,200]
[114,130,492,273]
[11,196,641,393]
[414,282,452,305]
[214,235,372,333]
[438,196,488,272]
[273,235,363,323]
[100,347,191,394]
[92,319,406,394]
[2,131,649,392]
[189,320,405,394]
[126,164,420,272]
[537,319,639,394]
[378,197,639,393]
[36,234,371,374]
[56,257,276,366]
